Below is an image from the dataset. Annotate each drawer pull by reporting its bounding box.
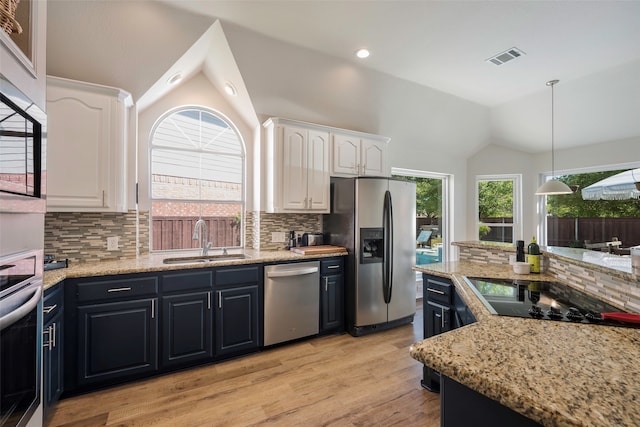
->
[427,287,445,295]
[107,287,131,293]
[43,304,57,314]
[327,265,340,269]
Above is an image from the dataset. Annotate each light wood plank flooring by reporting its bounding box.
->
[49,303,439,426]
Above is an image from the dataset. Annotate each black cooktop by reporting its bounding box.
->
[464,277,639,328]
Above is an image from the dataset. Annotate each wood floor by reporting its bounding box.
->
[49,303,440,426]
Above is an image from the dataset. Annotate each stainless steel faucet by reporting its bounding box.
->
[192,219,212,256]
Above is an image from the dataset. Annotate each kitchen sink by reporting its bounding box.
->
[162,254,249,264]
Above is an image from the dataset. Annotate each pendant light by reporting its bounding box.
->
[536,79,573,195]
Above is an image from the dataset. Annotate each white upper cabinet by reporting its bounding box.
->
[46,76,132,212]
[264,118,330,213]
[331,133,389,177]
[264,117,390,213]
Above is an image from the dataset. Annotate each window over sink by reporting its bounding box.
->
[149,107,245,251]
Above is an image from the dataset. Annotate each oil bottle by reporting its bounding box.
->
[528,236,541,273]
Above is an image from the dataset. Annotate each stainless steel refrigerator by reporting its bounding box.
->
[324,177,416,336]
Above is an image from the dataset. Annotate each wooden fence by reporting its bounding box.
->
[546,217,640,248]
[152,216,240,251]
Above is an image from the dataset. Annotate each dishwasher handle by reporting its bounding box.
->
[266,266,318,278]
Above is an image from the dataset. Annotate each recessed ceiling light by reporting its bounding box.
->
[355,48,370,59]
[224,82,237,96]
[167,72,183,85]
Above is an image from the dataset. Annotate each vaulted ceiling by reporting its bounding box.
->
[47,1,640,156]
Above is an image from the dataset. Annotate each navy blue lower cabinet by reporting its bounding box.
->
[43,282,64,421]
[160,270,213,369]
[441,376,542,427]
[320,258,344,334]
[76,298,158,387]
[215,284,260,358]
[161,290,213,368]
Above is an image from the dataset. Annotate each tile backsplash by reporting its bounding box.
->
[44,209,320,262]
[45,211,149,263]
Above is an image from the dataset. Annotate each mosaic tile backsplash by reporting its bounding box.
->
[45,211,149,263]
[44,209,319,262]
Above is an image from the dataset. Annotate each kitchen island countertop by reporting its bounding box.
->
[411,261,640,427]
[43,248,347,290]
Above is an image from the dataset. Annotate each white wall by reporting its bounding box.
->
[137,73,256,211]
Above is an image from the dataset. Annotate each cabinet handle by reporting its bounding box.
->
[102,190,105,207]
[327,265,340,269]
[218,291,222,309]
[441,307,446,329]
[43,304,57,314]
[207,291,211,310]
[356,163,360,173]
[363,164,366,175]
[52,322,57,349]
[151,300,155,319]
[107,287,131,293]
[309,197,312,207]
[324,276,329,292]
[427,287,445,295]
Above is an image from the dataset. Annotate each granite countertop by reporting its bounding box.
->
[43,248,347,290]
[411,261,640,427]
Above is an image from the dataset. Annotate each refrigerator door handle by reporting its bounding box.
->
[383,190,393,303]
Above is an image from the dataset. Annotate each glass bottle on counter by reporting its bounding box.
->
[528,236,541,273]
[516,240,525,262]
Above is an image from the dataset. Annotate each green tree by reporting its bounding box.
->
[478,180,513,218]
[394,176,442,219]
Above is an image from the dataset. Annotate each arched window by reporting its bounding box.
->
[150,107,245,251]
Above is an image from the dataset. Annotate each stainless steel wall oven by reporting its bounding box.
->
[0,250,43,427]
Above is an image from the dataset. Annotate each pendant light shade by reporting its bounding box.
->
[536,79,573,196]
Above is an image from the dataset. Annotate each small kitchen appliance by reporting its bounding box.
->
[464,277,640,328]
[301,233,323,247]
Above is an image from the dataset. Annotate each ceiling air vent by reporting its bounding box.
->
[486,47,526,66]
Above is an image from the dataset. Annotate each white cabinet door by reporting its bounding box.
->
[361,138,386,176]
[281,126,308,210]
[46,77,131,212]
[331,134,388,177]
[306,130,330,211]
[331,134,360,176]
[264,119,330,213]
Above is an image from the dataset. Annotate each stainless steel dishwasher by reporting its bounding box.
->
[264,261,320,346]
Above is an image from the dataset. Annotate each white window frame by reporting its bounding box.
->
[476,174,522,243]
[148,105,246,252]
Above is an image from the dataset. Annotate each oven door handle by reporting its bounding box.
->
[0,283,42,331]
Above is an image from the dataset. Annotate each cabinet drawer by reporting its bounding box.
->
[161,270,212,293]
[76,276,158,303]
[423,275,452,305]
[320,258,344,275]
[215,266,259,286]
[43,283,64,324]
